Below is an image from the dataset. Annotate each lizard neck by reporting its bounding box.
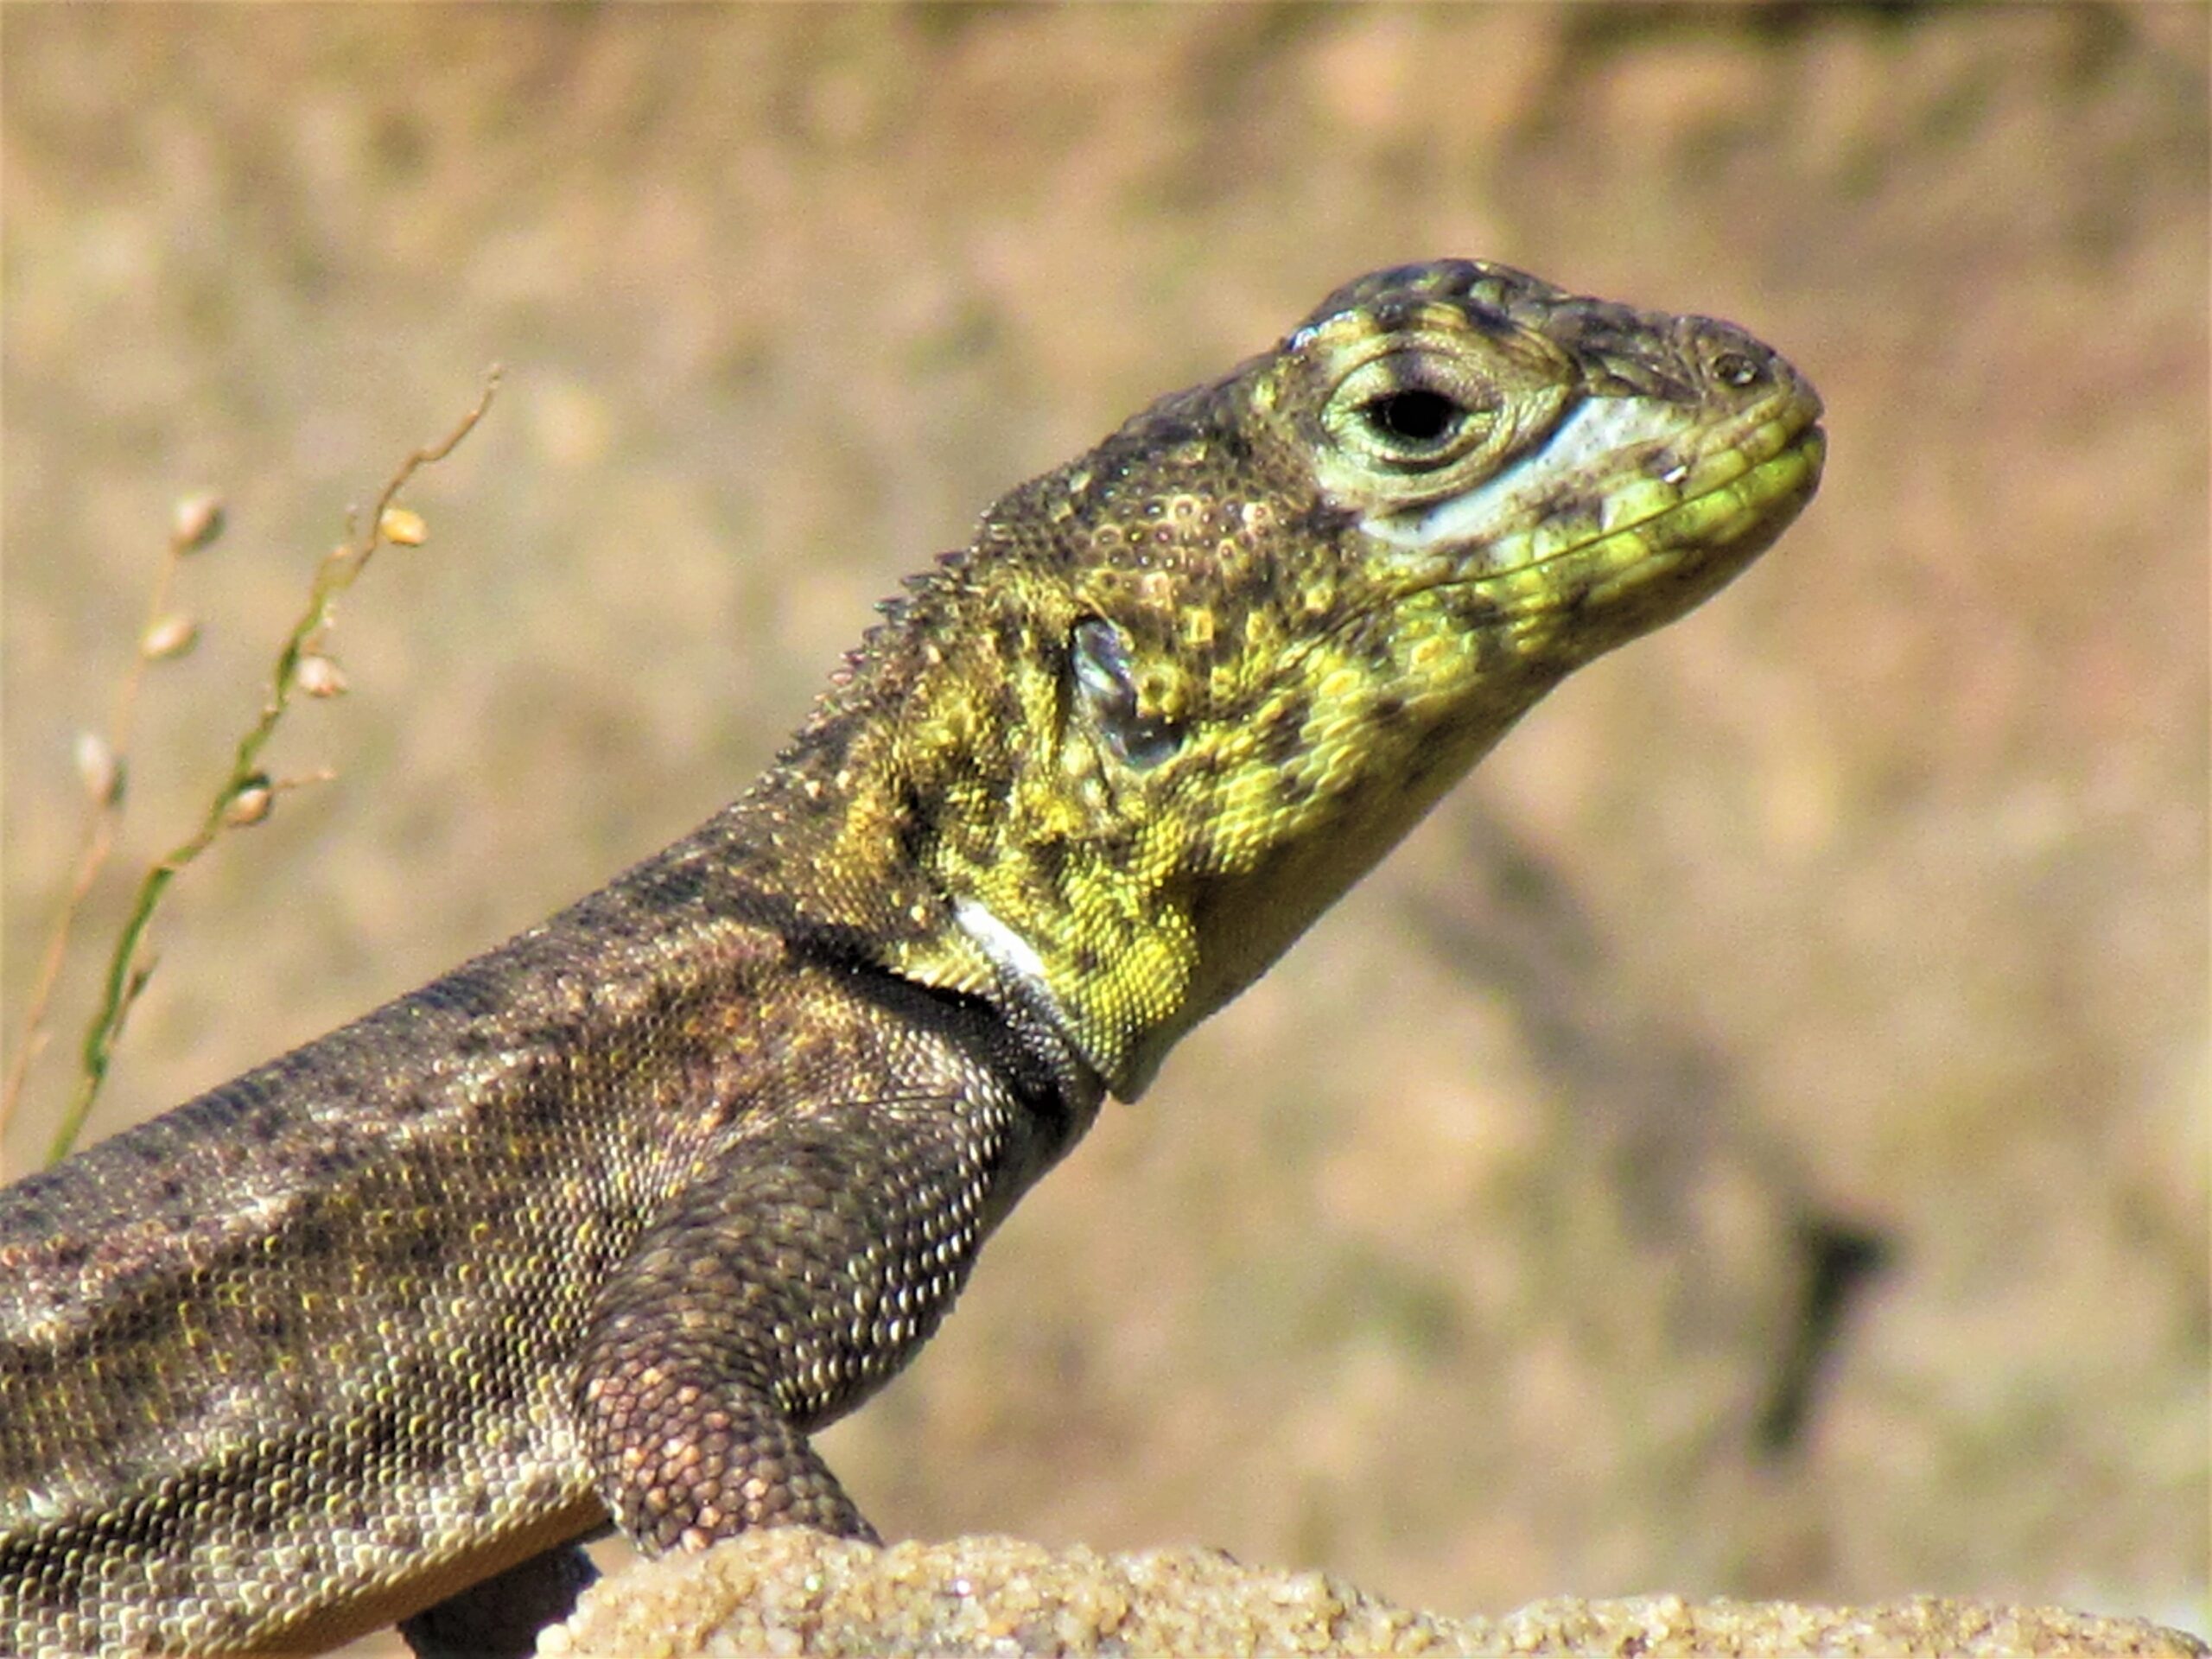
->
[733,541,1196,1101]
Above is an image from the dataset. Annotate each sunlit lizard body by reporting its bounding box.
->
[0,261,1823,1655]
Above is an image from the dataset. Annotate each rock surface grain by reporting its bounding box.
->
[542,1533,2208,1658]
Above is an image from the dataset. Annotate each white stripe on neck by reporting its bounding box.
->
[953,897,1054,999]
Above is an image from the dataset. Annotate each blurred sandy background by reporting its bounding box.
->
[3,6,2203,1649]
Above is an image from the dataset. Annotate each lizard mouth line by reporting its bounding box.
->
[1503,414,1825,588]
[1270,416,1822,691]
[1363,395,1825,606]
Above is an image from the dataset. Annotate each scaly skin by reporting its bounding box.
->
[0,260,1822,1655]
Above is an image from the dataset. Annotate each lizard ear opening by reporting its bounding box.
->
[1069,618,1183,771]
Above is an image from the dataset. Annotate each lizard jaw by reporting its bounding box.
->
[1358,379,1824,583]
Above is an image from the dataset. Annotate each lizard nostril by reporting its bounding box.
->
[1710,348,1764,389]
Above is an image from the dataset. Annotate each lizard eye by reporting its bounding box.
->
[1070,618,1181,770]
[1358,389,1464,448]
[1324,348,1500,474]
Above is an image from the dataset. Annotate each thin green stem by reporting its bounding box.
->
[40,370,500,1166]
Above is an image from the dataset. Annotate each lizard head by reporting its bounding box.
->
[797,260,1823,1098]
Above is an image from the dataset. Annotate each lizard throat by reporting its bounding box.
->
[947,898,1114,1080]
[946,898,1194,1106]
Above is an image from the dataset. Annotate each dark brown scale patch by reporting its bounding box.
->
[419,966,506,1022]
[1294,499,1362,543]
[451,1027,498,1058]
[297,1141,369,1184]
[646,976,690,1021]
[1453,297,1517,337]
[1356,620,1404,681]
[1251,698,1311,767]
[391,1087,437,1122]
[1544,486,1607,531]
[292,1214,339,1259]
[239,1101,290,1145]
[1546,578,1594,622]
[344,1402,413,1479]
[503,1079,576,1152]
[250,1304,295,1344]
[987,678,1024,738]
[1369,298,1414,334]
[397,1211,450,1268]
[796,706,866,775]
[1273,769,1319,810]
[1172,743,1226,785]
[515,1015,586,1054]
[628,857,710,912]
[72,1324,154,1388]
[1446,587,1505,626]
[1027,836,1068,891]
[315,1074,368,1114]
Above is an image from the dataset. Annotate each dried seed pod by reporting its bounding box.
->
[74,732,121,806]
[140,613,201,661]
[170,493,226,553]
[225,775,275,828]
[295,655,348,698]
[378,506,427,546]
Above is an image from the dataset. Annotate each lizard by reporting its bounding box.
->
[0,259,1824,1656]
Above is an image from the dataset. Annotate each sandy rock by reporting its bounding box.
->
[542,1532,2206,1658]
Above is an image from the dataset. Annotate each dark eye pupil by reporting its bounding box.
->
[1363,389,1461,444]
